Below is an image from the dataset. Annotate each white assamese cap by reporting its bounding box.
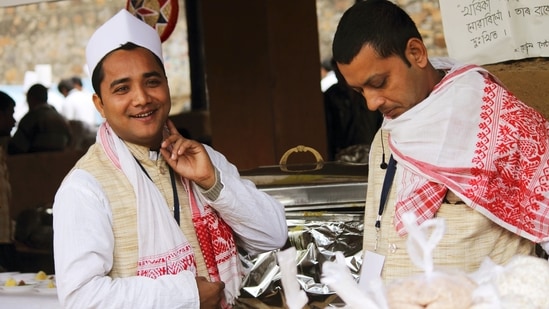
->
[85,9,164,76]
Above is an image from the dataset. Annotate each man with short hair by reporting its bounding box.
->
[53,10,287,309]
[332,0,549,282]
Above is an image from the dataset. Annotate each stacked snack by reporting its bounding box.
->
[4,277,17,287]
[35,270,48,281]
[3,277,28,287]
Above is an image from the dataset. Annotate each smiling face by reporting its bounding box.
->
[93,47,171,148]
[337,38,436,119]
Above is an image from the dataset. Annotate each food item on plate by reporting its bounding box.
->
[47,280,56,288]
[35,270,48,280]
[4,278,27,287]
[4,278,17,287]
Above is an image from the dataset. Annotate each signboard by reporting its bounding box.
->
[440,0,549,65]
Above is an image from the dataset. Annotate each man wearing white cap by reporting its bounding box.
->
[52,9,288,309]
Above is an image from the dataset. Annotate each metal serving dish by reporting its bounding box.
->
[240,145,368,215]
[237,146,368,307]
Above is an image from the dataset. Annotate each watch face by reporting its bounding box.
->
[126,0,179,43]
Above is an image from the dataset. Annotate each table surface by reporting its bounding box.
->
[0,272,61,309]
[0,290,61,309]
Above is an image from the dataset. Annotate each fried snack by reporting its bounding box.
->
[47,280,56,288]
[35,270,48,280]
[4,278,17,287]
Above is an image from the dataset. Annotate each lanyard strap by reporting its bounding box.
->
[169,167,180,225]
[375,155,397,229]
[134,157,180,225]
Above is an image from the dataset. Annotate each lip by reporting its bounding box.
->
[381,107,396,119]
[131,109,156,119]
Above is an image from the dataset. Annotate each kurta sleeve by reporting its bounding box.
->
[195,145,288,255]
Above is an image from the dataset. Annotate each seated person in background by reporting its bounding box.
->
[0,91,16,146]
[58,78,96,150]
[0,91,16,271]
[57,78,73,98]
[8,83,72,154]
[320,58,337,92]
[53,9,288,309]
[332,0,549,283]
[62,76,99,129]
[324,59,383,162]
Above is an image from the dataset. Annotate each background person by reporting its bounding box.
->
[59,76,98,129]
[0,91,16,271]
[8,83,71,154]
[57,78,73,99]
[323,58,383,162]
[320,57,337,92]
[332,0,549,283]
[0,91,16,145]
[57,77,96,150]
[53,10,287,309]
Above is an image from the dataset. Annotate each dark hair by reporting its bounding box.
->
[321,58,333,71]
[57,78,74,94]
[70,76,83,87]
[332,0,422,67]
[27,84,48,103]
[0,91,15,112]
[91,42,166,98]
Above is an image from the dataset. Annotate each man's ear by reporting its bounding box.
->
[406,37,428,68]
[92,93,105,118]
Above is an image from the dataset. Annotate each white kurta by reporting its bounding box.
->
[60,89,98,127]
[53,143,288,309]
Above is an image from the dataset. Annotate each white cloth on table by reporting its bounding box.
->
[0,291,61,309]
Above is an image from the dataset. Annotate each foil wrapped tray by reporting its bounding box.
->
[237,148,368,308]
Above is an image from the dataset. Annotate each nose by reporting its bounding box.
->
[362,91,383,112]
[132,85,150,105]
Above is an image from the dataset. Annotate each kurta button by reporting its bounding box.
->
[389,243,398,253]
[159,167,167,174]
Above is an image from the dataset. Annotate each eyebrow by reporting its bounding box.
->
[109,71,163,89]
[361,73,381,88]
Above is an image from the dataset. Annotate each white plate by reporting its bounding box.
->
[13,273,38,282]
[34,273,54,282]
[34,286,57,295]
[0,272,20,281]
[0,284,37,293]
